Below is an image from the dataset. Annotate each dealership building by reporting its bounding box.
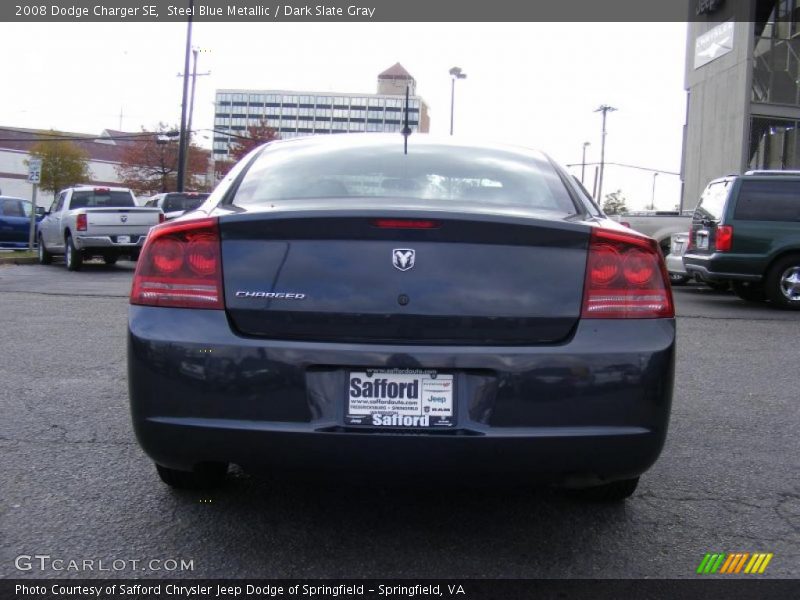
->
[683,0,800,207]
[212,63,431,161]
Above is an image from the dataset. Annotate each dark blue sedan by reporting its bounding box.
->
[0,196,42,248]
[127,135,675,501]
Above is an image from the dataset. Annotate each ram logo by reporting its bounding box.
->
[392,248,415,271]
[120,215,128,223]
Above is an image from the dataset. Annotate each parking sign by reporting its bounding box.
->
[28,158,42,184]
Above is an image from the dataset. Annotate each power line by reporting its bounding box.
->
[566,161,680,177]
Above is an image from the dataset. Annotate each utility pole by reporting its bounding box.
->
[594,104,617,203]
[176,0,194,193]
[179,47,211,188]
[651,172,659,210]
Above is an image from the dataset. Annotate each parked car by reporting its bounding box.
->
[143,192,209,220]
[684,171,800,307]
[37,186,164,270]
[665,231,690,285]
[128,134,676,501]
[609,211,693,256]
[0,196,44,248]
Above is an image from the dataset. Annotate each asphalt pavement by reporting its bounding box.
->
[0,261,798,579]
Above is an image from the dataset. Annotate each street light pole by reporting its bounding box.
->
[594,104,617,203]
[176,0,194,193]
[449,66,467,136]
[581,142,590,184]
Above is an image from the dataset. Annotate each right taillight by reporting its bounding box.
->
[130,218,223,309]
[582,228,674,319]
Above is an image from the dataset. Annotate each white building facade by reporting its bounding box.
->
[212,63,431,161]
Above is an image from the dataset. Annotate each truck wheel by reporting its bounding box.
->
[38,235,52,265]
[103,254,118,266]
[732,281,766,303]
[765,255,800,310]
[65,234,82,271]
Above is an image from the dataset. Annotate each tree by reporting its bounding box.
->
[116,123,209,195]
[27,134,91,196]
[229,119,280,161]
[602,190,628,215]
[216,120,280,179]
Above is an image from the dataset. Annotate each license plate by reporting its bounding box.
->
[117,235,131,244]
[696,232,709,250]
[346,369,455,428]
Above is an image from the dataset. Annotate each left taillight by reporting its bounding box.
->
[130,217,223,309]
[76,214,87,231]
[582,227,674,319]
[715,225,733,252]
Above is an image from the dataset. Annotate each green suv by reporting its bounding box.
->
[684,171,800,309]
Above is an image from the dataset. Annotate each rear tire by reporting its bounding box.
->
[732,281,766,303]
[103,254,118,266]
[765,255,800,310]
[65,234,82,271]
[155,463,228,490]
[567,477,639,502]
[38,235,52,265]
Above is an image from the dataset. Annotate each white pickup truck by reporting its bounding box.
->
[37,186,164,270]
[609,211,693,254]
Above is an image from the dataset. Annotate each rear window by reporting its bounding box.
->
[163,193,209,213]
[733,180,800,221]
[694,180,731,221]
[232,138,577,215]
[0,198,31,217]
[70,190,135,209]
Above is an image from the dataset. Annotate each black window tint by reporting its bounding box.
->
[163,193,209,212]
[2,199,29,216]
[734,180,800,221]
[70,191,135,209]
[694,181,730,221]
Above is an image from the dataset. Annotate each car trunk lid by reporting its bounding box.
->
[219,210,590,345]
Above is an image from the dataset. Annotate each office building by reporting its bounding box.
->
[682,0,800,208]
[212,63,430,160]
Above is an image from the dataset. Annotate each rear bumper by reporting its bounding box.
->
[684,254,762,283]
[128,307,675,485]
[75,235,147,250]
[665,254,686,275]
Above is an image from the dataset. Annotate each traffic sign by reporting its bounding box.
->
[28,158,42,184]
